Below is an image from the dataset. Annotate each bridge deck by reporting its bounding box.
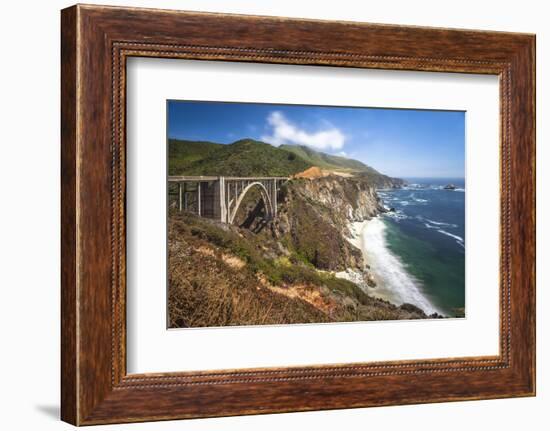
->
[168,176,288,182]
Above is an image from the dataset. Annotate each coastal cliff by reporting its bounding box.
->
[273,176,387,271]
[168,174,432,328]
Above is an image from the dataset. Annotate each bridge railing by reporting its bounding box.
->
[167,176,288,182]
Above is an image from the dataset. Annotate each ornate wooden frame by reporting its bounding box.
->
[61,4,536,425]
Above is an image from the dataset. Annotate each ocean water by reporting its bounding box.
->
[371,178,465,317]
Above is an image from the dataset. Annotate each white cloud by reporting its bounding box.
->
[260,111,345,150]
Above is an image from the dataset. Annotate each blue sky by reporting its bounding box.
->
[168,100,465,178]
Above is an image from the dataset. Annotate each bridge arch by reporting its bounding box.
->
[228,181,274,224]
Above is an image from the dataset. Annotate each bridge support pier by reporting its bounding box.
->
[212,176,228,223]
[183,183,187,210]
[197,182,202,216]
[178,183,182,212]
[271,179,278,219]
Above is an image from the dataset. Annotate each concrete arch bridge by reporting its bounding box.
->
[168,176,288,224]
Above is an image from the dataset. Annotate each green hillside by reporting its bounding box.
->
[170,139,311,177]
[168,139,223,175]
[279,144,379,174]
[168,139,403,187]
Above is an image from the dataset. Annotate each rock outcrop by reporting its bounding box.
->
[271,175,386,272]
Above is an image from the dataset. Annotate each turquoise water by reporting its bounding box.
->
[377,178,465,316]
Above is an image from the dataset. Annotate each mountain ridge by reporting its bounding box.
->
[168,138,404,187]
[279,144,379,174]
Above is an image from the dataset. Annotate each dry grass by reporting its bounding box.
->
[167,211,429,328]
[292,166,354,179]
[168,217,330,327]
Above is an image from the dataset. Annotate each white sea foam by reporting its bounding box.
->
[344,219,439,315]
[422,219,463,247]
[437,229,465,248]
[397,193,428,204]
[426,219,458,228]
[404,184,426,190]
[385,210,408,221]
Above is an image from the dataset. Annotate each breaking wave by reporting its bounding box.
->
[385,210,408,221]
[435,229,465,248]
[350,219,439,315]
[426,218,458,228]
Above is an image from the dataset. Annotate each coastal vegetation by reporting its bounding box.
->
[279,144,377,173]
[168,207,429,328]
[168,138,310,177]
[167,138,438,328]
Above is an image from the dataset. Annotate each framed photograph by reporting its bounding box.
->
[61,4,536,425]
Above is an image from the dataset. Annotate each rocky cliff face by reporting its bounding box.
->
[291,175,386,222]
[354,171,406,190]
[270,175,386,272]
[376,175,407,189]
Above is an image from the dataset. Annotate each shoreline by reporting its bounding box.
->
[337,216,441,316]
